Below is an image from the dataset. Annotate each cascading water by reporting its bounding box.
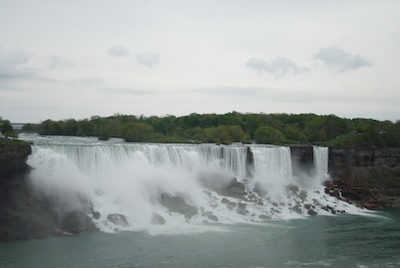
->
[313,146,330,184]
[250,145,293,202]
[20,134,366,234]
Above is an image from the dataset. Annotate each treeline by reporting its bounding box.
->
[23,112,400,147]
[0,117,14,138]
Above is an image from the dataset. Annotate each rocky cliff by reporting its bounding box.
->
[0,139,98,242]
[327,147,400,209]
[290,145,400,209]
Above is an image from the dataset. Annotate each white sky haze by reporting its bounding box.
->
[0,0,399,123]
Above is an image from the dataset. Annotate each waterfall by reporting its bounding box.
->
[250,145,293,201]
[20,134,362,233]
[313,146,329,184]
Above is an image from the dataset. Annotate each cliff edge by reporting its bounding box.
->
[0,139,98,242]
[290,145,400,209]
[327,147,400,209]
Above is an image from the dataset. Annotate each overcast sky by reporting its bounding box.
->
[1,0,399,123]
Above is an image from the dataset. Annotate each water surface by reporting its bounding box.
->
[2,209,400,268]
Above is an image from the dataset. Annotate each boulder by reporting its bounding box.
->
[59,211,99,234]
[230,183,246,195]
[151,213,166,225]
[160,193,198,220]
[259,214,270,220]
[92,211,101,220]
[203,211,218,222]
[307,209,317,216]
[289,204,302,214]
[221,198,237,210]
[299,190,308,200]
[198,175,246,197]
[237,202,249,215]
[107,214,129,227]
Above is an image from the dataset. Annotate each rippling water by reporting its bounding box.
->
[1,209,400,268]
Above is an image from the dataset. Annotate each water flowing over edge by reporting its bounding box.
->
[20,134,371,235]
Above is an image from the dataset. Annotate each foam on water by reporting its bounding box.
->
[21,134,370,233]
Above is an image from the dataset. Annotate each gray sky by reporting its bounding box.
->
[1,0,399,123]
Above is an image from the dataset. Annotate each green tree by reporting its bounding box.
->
[98,125,111,140]
[122,122,154,142]
[254,126,284,144]
[1,120,14,138]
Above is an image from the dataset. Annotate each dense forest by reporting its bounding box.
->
[21,112,400,148]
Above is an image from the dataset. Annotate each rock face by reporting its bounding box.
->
[328,147,400,208]
[289,145,400,208]
[198,175,246,197]
[290,145,314,177]
[160,193,198,220]
[0,139,98,242]
[0,139,31,178]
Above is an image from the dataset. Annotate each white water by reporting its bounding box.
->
[20,134,368,234]
[313,146,329,183]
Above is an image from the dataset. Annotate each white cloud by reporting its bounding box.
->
[108,45,131,57]
[245,57,309,77]
[135,52,160,68]
[313,46,372,73]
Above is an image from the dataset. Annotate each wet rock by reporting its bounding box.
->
[60,211,99,233]
[246,146,255,177]
[303,203,315,210]
[290,145,314,177]
[307,209,317,216]
[270,207,280,214]
[321,205,337,214]
[160,193,198,220]
[259,214,270,220]
[289,204,302,214]
[247,192,258,201]
[0,140,99,242]
[221,197,237,210]
[204,211,218,222]
[91,211,101,220]
[107,214,129,227]
[237,203,249,215]
[151,213,166,225]
[299,190,308,200]
[230,182,246,195]
[197,174,243,197]
[287,184,299,193]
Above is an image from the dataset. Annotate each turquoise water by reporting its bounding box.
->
[1,209,400,268]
